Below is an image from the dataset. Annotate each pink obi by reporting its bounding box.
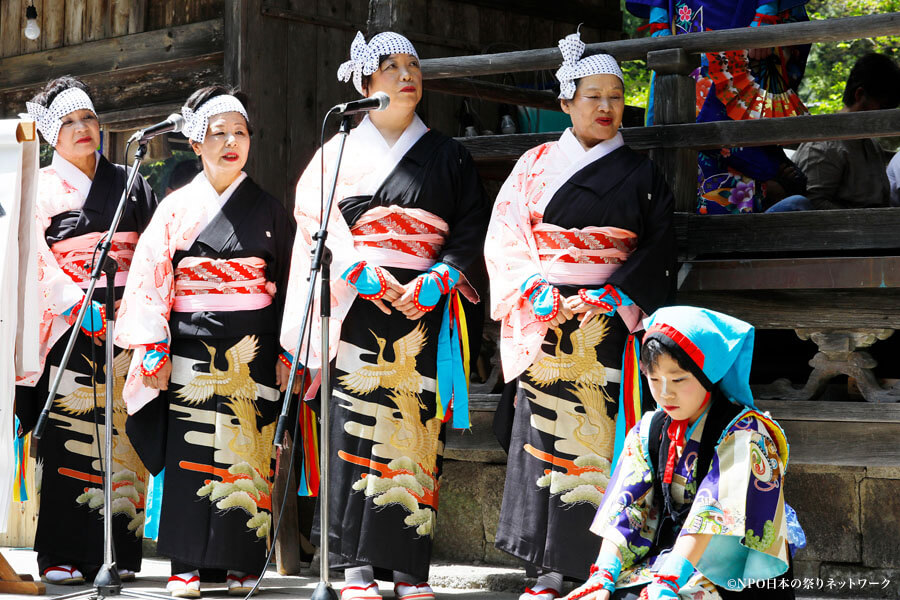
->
[51,232,138,289]
[533,224,638,286]
[350,206,448,271]
[173,256,274,312]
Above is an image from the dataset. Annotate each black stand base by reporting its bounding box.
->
[92,564,122,596]
[311,581,339,600]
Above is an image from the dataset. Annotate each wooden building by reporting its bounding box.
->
[0,0,623,204]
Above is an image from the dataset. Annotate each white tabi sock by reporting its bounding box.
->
[532,571,563,594]
[344,565,375,588]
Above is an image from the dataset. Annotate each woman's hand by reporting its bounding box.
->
[369,269,405,315]
[392,275,429,320]
[545,298,574,327]
[142,359,172,390]
[276,359,309,394]
[564,294,604,326]
[563,587,610,600]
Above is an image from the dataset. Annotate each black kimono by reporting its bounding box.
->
[15,153,158,576]
[282,118,489,581]
[485,131,675,579]
[116,173,295,575]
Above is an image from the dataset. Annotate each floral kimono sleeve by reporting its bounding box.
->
[589,412,659,568]
[682,410,791,590]
[114,194,202,414]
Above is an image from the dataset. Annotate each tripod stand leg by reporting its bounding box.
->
[0,551,45,595]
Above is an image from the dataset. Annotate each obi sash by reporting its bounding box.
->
[349,205,448,271]
[172,256,274,313]
[349,205,470,429]
[533,223,638,285]
[50,231,138,289]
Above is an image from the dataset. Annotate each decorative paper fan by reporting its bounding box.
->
[706,46,809,121]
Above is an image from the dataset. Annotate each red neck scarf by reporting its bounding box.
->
[663,392,711,484]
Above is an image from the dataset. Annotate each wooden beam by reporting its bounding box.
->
[449,0,621,28]
[2,54,224,121]
[674,208,900,259]
[0,18,224,91]
[673,289,900,329]
[425,78,561,111]
[99,101,185,130]
[420,13,900,79]
[458,109,900,161]
[264,5,479,52]
[679,257,900,291]
[754,400,900,424]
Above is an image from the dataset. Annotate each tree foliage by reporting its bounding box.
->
[618,0,900,117]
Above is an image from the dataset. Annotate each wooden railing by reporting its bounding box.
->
[417,13,900,403]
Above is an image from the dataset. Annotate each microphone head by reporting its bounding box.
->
[167,113,185,133]
[372,91,390,111]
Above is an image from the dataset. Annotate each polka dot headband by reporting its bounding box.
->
[181,94,249,143]
[337,31,419,95]
[23,87,96,147]
[555,28,623,100]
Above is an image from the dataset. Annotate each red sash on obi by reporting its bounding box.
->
[349,206,448,270]
[50,232,138,289]
[532,224,638,287]
[173,257,274,312]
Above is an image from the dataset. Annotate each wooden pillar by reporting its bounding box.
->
[647,48,699,213]
[367,0,401,35]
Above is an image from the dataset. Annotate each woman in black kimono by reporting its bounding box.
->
[484,30,675,600]
[115,86,295,598]
[280,31,489,600]
[15,76,157,584]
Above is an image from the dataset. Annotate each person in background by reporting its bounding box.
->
[15,75,158,585]
[887,151,900,207]
[626,0,810,214]
[767,53,900,212]
[164,158,201,196]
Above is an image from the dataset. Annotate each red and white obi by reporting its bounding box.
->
[50,231,137,289]
[172,257,275,312]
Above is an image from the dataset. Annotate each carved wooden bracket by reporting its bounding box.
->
[753,328,900,402]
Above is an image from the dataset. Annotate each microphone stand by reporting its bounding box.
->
[33,140,168,600]
[274,111,354,600]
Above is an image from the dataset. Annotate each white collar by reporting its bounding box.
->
[354,113,428,153]
[51,151,99,200]
[535,129,626,214]
[558,127,624,163]
[194,170,248,208]
[350,114,428,195]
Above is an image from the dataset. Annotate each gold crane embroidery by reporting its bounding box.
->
[568,381,616,459]
[338,322,428,399]
[527,316,610,386]
[56,350,131,415]
[177,335,259,404]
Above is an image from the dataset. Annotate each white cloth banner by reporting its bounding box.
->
[0,119,40,533]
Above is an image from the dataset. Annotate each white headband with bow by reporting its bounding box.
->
[23,87,96,147]
[337,31,419,95]
[181,94,249,143]
[555,29,624,100]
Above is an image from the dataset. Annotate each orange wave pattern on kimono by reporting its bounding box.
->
[113,184,209,414]
[484,139,642,382]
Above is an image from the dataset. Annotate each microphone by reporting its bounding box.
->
[332,91,390,115]
[128,113,185,143]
